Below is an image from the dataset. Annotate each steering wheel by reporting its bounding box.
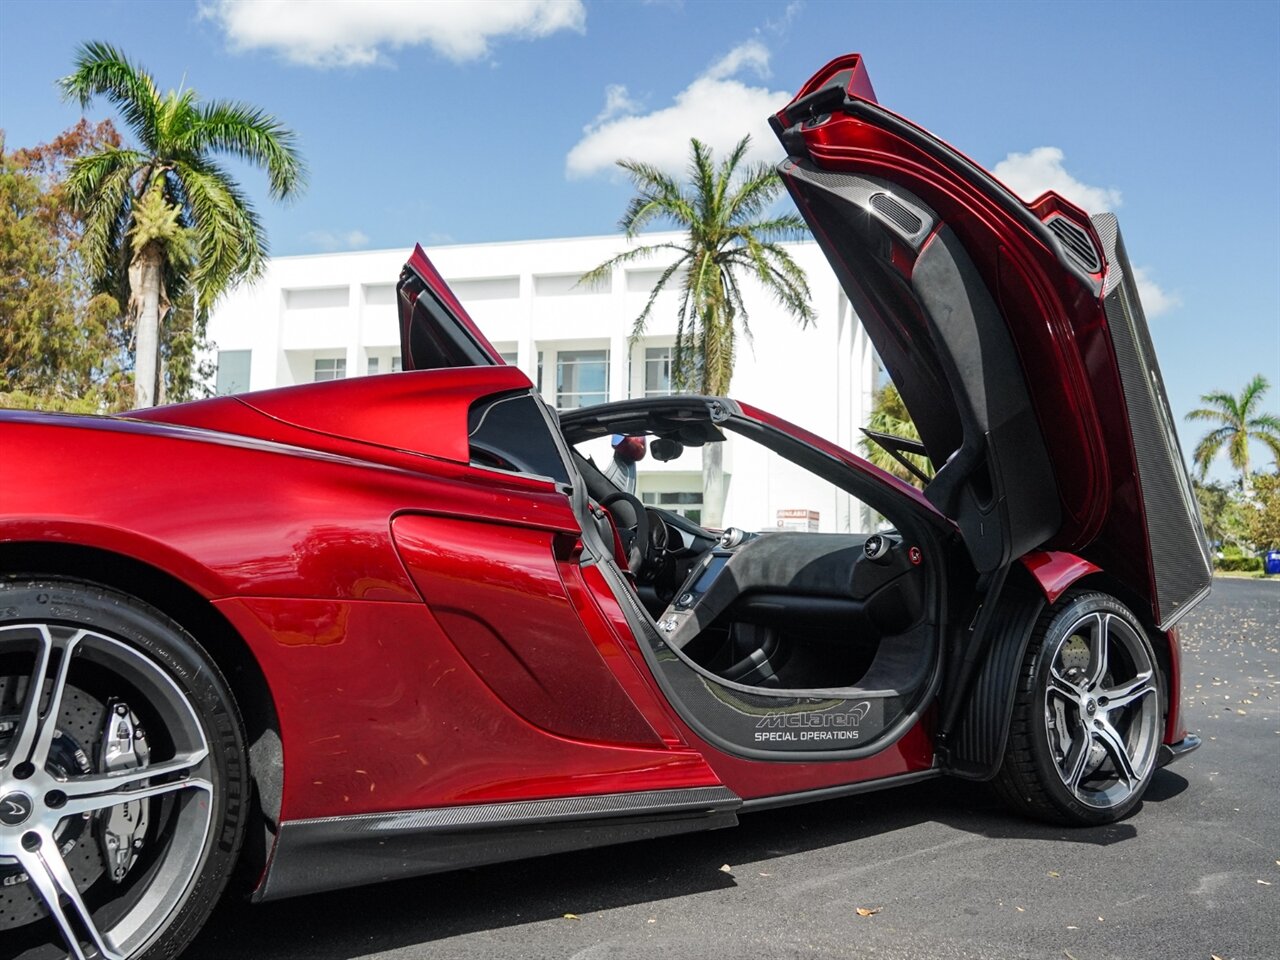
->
[599,490,651,575]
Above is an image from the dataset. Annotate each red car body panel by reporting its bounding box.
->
[1019,551,1104,606]
[213,596,722,819]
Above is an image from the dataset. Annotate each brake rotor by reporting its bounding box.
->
[0,678,108,932]
[1060,635,1091,674]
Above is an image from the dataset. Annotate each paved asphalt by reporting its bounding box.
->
[188,578,1279,960]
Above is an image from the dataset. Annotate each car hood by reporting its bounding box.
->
[774,55,1209,627]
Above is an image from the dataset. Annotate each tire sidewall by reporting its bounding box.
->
[1027,591,1163,825]
[0,578,247,960]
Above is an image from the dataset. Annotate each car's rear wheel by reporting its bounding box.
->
[994,590,1163,825]
[0,578,247,960]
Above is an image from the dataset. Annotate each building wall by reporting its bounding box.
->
[205,232,881,533]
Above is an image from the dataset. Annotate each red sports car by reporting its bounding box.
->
[0,54,1209,960]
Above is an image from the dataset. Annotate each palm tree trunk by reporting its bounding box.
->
[131,244,165,409]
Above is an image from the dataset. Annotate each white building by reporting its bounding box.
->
[206,232,882,532]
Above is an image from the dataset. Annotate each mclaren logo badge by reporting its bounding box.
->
[0,792,33,826]
[754,702,874,743]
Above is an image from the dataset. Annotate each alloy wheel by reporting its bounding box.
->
[0,621,216,959]
[1042,611,1160,810]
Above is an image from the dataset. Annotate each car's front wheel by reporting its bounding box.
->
[995,590,1163,825]
[0,578,248,960]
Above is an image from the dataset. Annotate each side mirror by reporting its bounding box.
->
[651,438,685,462]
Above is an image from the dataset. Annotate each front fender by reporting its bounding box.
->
[1020,551,1101,605]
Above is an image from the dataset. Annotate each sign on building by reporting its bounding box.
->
[776,509,820,532]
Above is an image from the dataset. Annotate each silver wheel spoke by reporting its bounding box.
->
[5,626,85,773]
[1085,613,1110,689]
[1061,733,1092,794]
[1094,717,1138,786]
[59,752,211,818]
[16,830,123,960]
[1102,671,1156,711]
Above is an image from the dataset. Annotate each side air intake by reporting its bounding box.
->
[869,193,924,236]
[1046,215,1102,274]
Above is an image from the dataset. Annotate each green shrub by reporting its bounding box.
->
[1216,554,1263,573]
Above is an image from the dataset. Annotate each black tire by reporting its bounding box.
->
[994,589,1164,826]
[0,578,248,960]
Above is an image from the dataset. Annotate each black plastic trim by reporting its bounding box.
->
[258,786,740,901]
[740,767,940,812]
[942,576,1046,780]
[1157,733,1201,768]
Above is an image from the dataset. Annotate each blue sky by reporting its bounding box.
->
[2,0,1278,479]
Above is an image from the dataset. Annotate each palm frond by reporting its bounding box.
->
[575,242,688,290]
[1192,425,1235,475]
[727,213,810,243]
[722,160,784,225]
[711,136,751,217]
[181,100,306,199]
[174,157,266,307]
[1247,412,1280,435]
[1185,406,1231,423]
[1239,373,1271,415]
[629,255,690,343]
[58,42,160,150]
[66,151,143,278]
[687,139,718,225]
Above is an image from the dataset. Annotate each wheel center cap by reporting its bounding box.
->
[1085,698,1097,716]
[0,791,34,826]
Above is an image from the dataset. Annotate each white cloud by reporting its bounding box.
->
[991,146,1122,214]
[304,228,370,251]
[202,0,586,67]
[567,41,788,179]
[703,39,771,81]
[764,0,804,35]
[1131,265,1181,318]
[591,84,643,127]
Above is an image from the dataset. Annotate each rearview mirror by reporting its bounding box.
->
[651,438,685,462]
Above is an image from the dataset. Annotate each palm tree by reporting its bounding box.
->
[59,42,304,408]
[580,136,814,526]
[859,383,935,488]
[1186,373,1280,493]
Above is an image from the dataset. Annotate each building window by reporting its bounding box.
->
[392,356,403,372]
[215,350,251,396]
[644,346,674,396]
[367,356,380,376]
[314,357,346,381]
[640,490,703,525]
[555,349,609,409]
[499,350,518,366]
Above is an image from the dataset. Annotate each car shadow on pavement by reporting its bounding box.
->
[186,769,1189,960]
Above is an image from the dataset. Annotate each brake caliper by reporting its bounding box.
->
[97,701,150,883]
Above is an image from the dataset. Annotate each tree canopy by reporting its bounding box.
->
[58,42,304,407]
[1,120,130,412]
[580,135,813,395]
[1186,373,1280,490]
